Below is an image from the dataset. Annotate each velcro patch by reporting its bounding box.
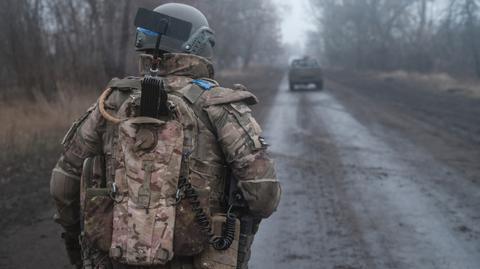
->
[191,79,215,91]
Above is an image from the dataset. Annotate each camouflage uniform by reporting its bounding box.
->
[50,53,281,269]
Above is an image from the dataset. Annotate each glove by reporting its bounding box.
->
[237,217,261,269]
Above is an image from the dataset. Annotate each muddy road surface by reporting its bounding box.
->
[1,72,480,269]
[250,76,480,269]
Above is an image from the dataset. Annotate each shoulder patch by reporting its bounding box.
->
[178,84,205,104]
[191,79,216,91]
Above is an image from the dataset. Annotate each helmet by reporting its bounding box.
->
[135,3,215,58]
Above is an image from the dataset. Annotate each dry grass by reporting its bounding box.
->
[0,86,98,228]
[0,87,98,229]
[374,70,480,98]
[0,87,97,158]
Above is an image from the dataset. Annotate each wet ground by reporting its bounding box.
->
[1,71,480,269]
[251,75,480,269]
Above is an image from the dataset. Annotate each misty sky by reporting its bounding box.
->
[272,0,449,51]
[272,0,314,50]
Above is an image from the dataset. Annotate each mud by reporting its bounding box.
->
[1,70,480,269]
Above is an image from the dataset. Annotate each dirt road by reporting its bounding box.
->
[1,72,480,269]
[250,75,480,269]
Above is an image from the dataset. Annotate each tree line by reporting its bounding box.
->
[308,0,480,78]
[0,0,281,100]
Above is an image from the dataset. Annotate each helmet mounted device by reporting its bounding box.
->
[134,7,193,75]
[134,8,192,118]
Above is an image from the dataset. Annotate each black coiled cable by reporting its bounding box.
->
[211,212,236,250]
[179,178,236,250]
[182,180,213,237]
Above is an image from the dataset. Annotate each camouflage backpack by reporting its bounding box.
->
[80,78,196,266]
[109,114,184,265]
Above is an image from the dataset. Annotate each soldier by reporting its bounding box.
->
[50,3,281,269]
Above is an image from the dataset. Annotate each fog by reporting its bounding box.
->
[272,0,315,50]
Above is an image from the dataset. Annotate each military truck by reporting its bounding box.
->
[288,57,323,91]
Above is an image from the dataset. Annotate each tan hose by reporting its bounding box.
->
[99,87,124,124]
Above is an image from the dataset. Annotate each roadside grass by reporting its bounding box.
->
[373,70,480,98]
[0,86,98,228]
[0,89,97,158]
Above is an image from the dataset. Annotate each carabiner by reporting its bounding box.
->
[174,188,185,205]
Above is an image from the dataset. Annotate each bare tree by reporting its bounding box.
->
[0,0,56,99]
[309,0,480,77]
[195,0,282,69]
[462,0,480,77]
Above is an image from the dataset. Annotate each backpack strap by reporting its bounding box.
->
[176,83,217,137]
[102,77,139,187]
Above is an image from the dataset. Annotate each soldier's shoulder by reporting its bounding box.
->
[193,79,258,106]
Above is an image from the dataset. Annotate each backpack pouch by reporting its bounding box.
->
[81,156,114,252]
[110,117,184,266]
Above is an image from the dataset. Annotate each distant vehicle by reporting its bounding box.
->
[288,57,323,91]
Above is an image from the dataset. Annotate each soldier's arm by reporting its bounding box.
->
[49,102,105,267]
[204,91,281,219]
[50,103,105,229]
